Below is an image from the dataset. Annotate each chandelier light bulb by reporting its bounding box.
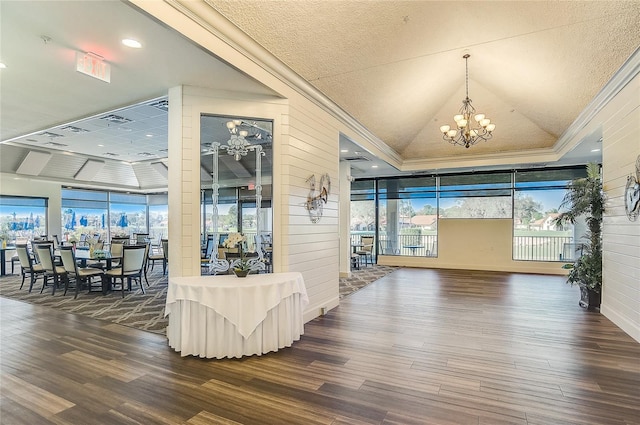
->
[480,118,491,127]
[486,123,496,132]
[239,130,249,138]
[440,125,451,133]
[447,129,457,138]
[226,121,235,130]
[474,114,485,122]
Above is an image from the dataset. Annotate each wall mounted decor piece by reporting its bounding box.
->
[305,173,331,223]
[625,155,640,221]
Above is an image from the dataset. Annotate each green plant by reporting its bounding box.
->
[554,162,604,293]
[223,232,251,272]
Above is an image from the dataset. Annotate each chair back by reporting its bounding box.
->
[16,244,33,269]
[161,239,168,260]
[34,244,56,272]
[134,233,149,244]
[142,242,150,269]
[111,236,130,246]
[110,241,125,257]
[203,236,215,259]
[31,241,53,264]
[361,236,374,253]
[59,246,78,274]
[122,245,146,273]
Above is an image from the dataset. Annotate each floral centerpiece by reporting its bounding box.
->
[223,233,251,277]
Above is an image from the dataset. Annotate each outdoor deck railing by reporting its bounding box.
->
[351,232,577,261]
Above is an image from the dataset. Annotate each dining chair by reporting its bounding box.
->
[141,242,151,286]
[104,245,146,297]
[15,244,44,292]
[356,236,375,267]
[147,241,165,273]
[35,243,67,295]
[59,246,104,298]
[161,239,168,276]
[134,233,149,245]
[109,241,125,267]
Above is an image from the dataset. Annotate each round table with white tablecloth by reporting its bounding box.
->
[165,272,308,359]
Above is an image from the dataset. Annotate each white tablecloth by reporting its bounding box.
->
[165,272,309,359]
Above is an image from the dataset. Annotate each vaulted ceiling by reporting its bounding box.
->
[1,1,639,189]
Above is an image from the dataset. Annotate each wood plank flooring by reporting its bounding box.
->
[1,268,639,425]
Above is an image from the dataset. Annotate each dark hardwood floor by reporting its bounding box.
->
[1,268,639,424]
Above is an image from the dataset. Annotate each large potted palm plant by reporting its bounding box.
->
[554,162,604,310]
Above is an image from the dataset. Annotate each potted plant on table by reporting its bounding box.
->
[554,162,604,310]
[223,233,251,277]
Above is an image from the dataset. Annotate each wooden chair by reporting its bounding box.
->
[104,245,146,297]
[15,244,44,292]
[58,246,104,298]
[34,243,66,295]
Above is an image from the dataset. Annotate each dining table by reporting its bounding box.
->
[165,272,308,359]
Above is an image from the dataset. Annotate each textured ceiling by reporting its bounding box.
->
[1,1,638,190]
[209,0,640,162]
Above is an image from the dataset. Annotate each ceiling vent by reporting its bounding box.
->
[38,131,64,139]
[149,99,169,111]
[138,152,155,157]
[45,141,68,147]
[343,156,370,162]
[74,159,105,181]
[16,151,52,175]
[60,125,89,133]
[100,114,132,124]
[104,152,119,157]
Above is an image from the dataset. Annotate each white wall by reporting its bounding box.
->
[0,173,62,239]
[600,72,640,342]
[133,1,348,322]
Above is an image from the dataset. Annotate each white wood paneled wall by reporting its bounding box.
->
[601,72,640,342]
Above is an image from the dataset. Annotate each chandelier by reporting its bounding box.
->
[224,120,252,161]
[439,54,495,148]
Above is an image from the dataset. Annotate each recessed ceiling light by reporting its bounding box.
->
[371,165,379,168]
[146,134,153,137]
[0,63,6,69]
[122,38,142,48]
[340,149,348,153]
[97,144,104,147]
[591,148,601,152]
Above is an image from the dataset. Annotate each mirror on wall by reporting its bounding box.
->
[200,115,273,275]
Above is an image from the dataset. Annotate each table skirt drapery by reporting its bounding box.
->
[166,293,305,359]
[165,272,309,359]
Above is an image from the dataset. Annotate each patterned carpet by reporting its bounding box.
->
[0,267,169,334]
[339,264,398,298]
[0,264,397,335]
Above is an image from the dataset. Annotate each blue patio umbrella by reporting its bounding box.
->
[117,213,128,228]
[79,215,88,226]
[101,213,106,229]
[65,210,76,230]
[34,216,40,228]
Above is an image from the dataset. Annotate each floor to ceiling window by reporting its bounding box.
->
[61,188,108,242]
[0,195,48,243]
[351,165,588,262]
